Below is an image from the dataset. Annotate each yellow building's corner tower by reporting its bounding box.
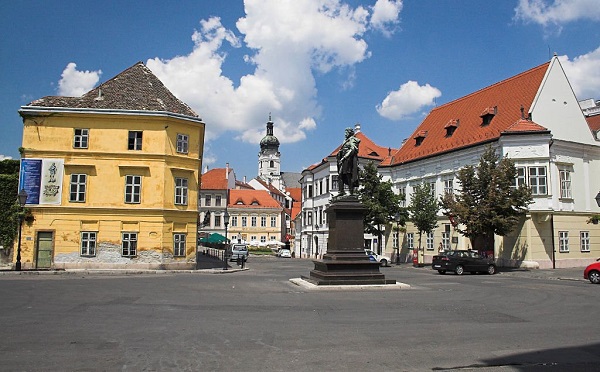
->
[17,62,205,270]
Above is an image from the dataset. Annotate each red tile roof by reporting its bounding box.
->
[200,168,229,190]
[587,115,600,132]
[253,178,286,197]
[502,118,549,134]
[329,131,394,160]
[229,189,282,209]
[287,187,302,202]
[385,61,550,166]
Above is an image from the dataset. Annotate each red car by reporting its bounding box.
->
[583,258,600,284]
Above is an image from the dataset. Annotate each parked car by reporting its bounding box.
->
[279,249,292,258]
[583,258,600,284]
[364,249,392,267]
[229,244,248,262]
[432,250,496,275]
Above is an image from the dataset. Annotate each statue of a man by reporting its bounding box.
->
[336,127,360,195]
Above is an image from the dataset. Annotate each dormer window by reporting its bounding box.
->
[444,119,459,137]
[480,106,497,126]
[414,130,428,146]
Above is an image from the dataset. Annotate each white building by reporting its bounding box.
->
[297,124,396,258]
[380,56,600,268]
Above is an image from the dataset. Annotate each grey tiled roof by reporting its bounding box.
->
[27,62,199,118]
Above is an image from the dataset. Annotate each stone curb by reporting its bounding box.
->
[289,277,411,290]
[0,267,249,276]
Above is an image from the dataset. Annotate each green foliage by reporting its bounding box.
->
[440,145,532,250]
[358,162,408,238]
[0,159,21,256]
[408,183,439,248]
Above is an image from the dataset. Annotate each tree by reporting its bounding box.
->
[440,145,532,252]
[0,159,21,262]
[358,162,408,253]
[407,183,439,263]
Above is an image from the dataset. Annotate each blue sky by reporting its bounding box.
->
[1,0,599,181]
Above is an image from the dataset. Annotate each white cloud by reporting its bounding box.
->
[559,46,600,100]
[0,155,13,160]
[515,0,600,28]
[370,0,403,36]
[57,63,102,96]
[376,81,441,121]
[147,0,399,149]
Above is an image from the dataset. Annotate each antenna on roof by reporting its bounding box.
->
[520,105,525,119]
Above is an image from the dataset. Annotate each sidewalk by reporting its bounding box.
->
[0,265,248,276]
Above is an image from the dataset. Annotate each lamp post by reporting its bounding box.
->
[15,189,28,271]
[394,212,401,265]
[223,210,230,270]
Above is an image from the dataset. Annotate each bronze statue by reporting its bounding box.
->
[336,127,360,195]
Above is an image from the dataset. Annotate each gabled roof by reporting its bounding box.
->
[201,168,231,190]
[26,62,198,118]
[228,190,282,209]
[386,61,550,166]
[502,118,549,135]
[253,178,286,198]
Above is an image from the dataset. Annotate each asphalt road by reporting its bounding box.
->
[0,257,598,372]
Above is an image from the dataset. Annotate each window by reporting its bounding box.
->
[260,236,266,243]
[261,216,267,227]
[426,232,434,250]
[444,179,453,195]
[241,216,247,227]
[559,169,572,199]
[331,175,339,191]
[80,232,96,256]
[428,182,436,198]
[398,185,406,207]
[175,177,188,205]
[407,233,414,249]
[250,235,256,241]
[205,195,211,206]
[529,166,547,195]
[580,231,590,252]
[251,216,257,227]
[392,231,399,249]
[125,175,141,204]
[122,232,137,256]
[270,236,276,241]
[174,233,186,256]
[271,216,277,227]
[442,224,451,250]
[307,211,313,226]
[74,128,89,149]
[559,231,569,253]
[128,131,143,150]
[69,174,87,202]
[308,185,313,198]
[215,195,222,206]
[214,215,221,227]
[514,167,526,188]
[231,216,238,227]
[176,134,189,154]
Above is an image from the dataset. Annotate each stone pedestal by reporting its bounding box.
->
[302,196,395,285]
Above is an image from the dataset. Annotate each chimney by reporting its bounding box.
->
[354,123,361,133]
[225,163,229,180]
[243,176,247,184]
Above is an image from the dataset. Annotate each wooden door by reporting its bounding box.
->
[35,231,54,269]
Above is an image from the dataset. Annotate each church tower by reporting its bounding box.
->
[258,115,281,187]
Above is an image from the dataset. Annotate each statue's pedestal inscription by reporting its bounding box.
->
[302,196,395,285]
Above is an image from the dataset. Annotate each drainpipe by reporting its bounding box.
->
[550,214,556,269]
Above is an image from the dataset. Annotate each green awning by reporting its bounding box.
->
[199,233,227,243]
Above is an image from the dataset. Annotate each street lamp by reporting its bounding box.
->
[595,191,600,207]
[394,212,401,265]
[223,210,230,270]
[15,189,28,271]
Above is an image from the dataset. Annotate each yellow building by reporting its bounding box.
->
[17,62,205,270]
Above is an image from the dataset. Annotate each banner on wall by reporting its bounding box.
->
[19,158,64,205]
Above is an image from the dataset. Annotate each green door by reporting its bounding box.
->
[36,232,54,269]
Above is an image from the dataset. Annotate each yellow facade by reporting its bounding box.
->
[18,111,204,269]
